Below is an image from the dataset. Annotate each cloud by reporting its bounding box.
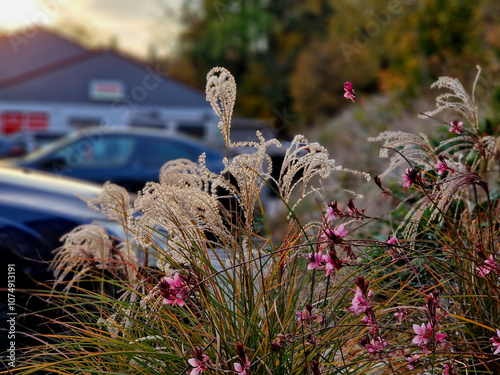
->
[47,0,184,57]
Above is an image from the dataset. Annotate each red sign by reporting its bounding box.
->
[0,111,49,134]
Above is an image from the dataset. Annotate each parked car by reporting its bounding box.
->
[0,137,24,158]
[0,167,126,351]
[1,127,226,193]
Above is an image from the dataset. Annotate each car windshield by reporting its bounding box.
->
[20,131,81,162]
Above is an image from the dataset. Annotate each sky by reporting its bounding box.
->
[0,0,185,58]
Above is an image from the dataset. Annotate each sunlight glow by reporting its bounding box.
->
[0,0,53,31]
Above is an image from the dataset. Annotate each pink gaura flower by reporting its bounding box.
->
[324,224,348,244]
[449,120,464,134]
[386,235,399,260]
[365,338,388,354]
[491,329,500,354]
[435,331,447,344]
[234,342,250,375]
[188,350,210,375]
[344,81,356,102]
[477,255,498,277]
[323,251,344,276]
[402,168,413,188]
[307,251,324,270]
[412,322,433,346]
[349,286,371,315]
[394,308,404,322]
[405,354,419,370]
[436,162,449,175]
[158,273,189,307]
[333,224,348,237]
[386,236,397,245]
[326,205,337,222]
[234,362,247,375]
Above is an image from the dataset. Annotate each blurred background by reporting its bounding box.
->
[0,0,499,167]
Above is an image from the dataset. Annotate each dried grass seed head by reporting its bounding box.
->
[206,67,236,147]
[87,181,130,228]
[418,66,482,131]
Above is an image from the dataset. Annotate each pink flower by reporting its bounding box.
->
[435,331,447,344]
[188,358,206,375]
[394,308,404,322]
[343,81,356,102]
[326,205,337,222]
[449,120,464,134]
[491,329,500,354]
[334,224,348,237]
[405,354,419,370]
[436,162,449,175]
[365,338,387,354]
[349,286,371,315]
[324,224,348,244]
[158,273,189,307]
[307,251,324,270]
[386,236,397,245]
[477,255,498,277]
[412,322,432,346]
[402,168,413,188]
[361,315,373,326]
[234,362,247,375]
[323,251,344,276]
[235,342,250,375]
[188,351,210,375]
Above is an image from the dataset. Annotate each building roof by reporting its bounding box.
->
[0,28,88,84]
[0,28,210,109]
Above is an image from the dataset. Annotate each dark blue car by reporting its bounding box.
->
[3,126,225,192]
[0,167,125,351]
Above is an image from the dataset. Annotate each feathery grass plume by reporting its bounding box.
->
[87,181,130,229]
[206,66,236,148]
[130,180,233,275]
[159,158,212,192]
[419,65,481,132]
[214,131,280,228]
[368,131,436,179]
[50,223,138,292]
[278,135,369,211]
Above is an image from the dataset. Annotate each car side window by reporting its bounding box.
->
[143,138,194,166]
[53,135,135,168]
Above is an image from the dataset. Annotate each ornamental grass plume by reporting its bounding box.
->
[15,66,500,375]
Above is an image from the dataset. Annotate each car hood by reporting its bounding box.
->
[0,166,104,220]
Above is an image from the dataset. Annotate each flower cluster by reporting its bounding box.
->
[412,291,447,353]
[348,277,373,316]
